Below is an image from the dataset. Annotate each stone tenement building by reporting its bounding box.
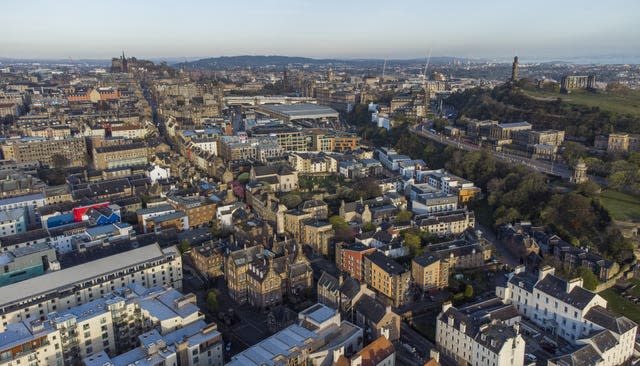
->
[93,142,148,170]
[1,137,87,167]
[224,241,313,309]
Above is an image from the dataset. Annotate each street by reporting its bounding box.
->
[411,124,573,179]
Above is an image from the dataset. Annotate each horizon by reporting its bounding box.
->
[1,54,639,66]
[2,0,639,62]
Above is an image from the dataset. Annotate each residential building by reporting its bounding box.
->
[0,193,46,226]
[317,272,371,313]
[412,254,449,291]
[0,244,182,326]
[414,209,475,236]
[425,238,492,269]
[1,284,217,366]
[227,303,363,366]
[376,148,412,171]
[410,192,458,215]
[0,228,50,253]
[336,243,377,281]
[167,195,216,228]
[353,294,401,342]
[0,243,57,287]
[93,143,148,170]
[250,165,298,192]
[85,321,223,366]
[249,123,308,151]
[496,265,636,353]
[334,336,396,366]
[436,299,525,366]
[301,220,334,256]
[289,152,334,174]
[363,252,411,307]
[136,204,176,232]
[190,241,226,279]
[1,137,87,167]
[145,211,189,233]
[0,207,27,236]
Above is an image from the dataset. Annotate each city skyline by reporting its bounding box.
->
[2,0,639,62]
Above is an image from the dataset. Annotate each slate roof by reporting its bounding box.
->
[355,294,388,323]
[534,274,597,310]
[584,305,637,335]
[548,344,603,366]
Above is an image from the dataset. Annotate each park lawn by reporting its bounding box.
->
[599,190,640,222]
[599,287,640,325]
[522,88,640,117]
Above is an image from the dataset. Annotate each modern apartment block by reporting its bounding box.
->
[0,285,221,366]
[0,244,182,327]
[227,303,363,366]
[363,251,411,307]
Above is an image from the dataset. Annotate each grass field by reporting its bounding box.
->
[599,280,640,324]
[599,190,640,222]
[522,88,640,117]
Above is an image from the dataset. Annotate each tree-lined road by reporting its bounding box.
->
[411,124,574,179]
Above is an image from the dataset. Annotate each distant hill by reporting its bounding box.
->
[174,55,467,70]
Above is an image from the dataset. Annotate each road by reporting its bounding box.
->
[411,124,573,179]
[477,223,520,268]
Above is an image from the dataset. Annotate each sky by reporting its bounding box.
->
[1,0,639,62]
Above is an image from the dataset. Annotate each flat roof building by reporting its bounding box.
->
[256,103,339,123]
[0,244,182,327]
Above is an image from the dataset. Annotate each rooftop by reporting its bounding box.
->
[0,244,174,307]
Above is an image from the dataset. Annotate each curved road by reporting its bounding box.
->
[411,124,573,179]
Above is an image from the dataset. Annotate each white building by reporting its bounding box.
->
[84,320,223,366]
[0,244,182,327]
[0,193,46,226]
[410,192,458,215]
[146,164,171,184]
[497,266,637,365]
[0,285,219,366]
[227,303,363,366]
[0,321,63,366]
[0,207,27,236]
[376,148,411,172]
[436,299,525,366]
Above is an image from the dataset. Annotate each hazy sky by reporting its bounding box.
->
[1,0,639,60]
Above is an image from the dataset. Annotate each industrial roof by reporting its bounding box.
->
[259,103,338,119]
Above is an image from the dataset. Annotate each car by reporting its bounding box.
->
[525,353,537,361]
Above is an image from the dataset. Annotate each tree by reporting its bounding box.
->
[51,153,70,169]
[329,215,349,230]
[280,193,302,209]
[237,172,250,184]
[179,240,191,254]
[464,284,474,298]
[403,233,422,256]
[578,267,599,291]
[206,290,219,313]
[395,209,413,223]
[362,221,377,232]
[353,178,382,200]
